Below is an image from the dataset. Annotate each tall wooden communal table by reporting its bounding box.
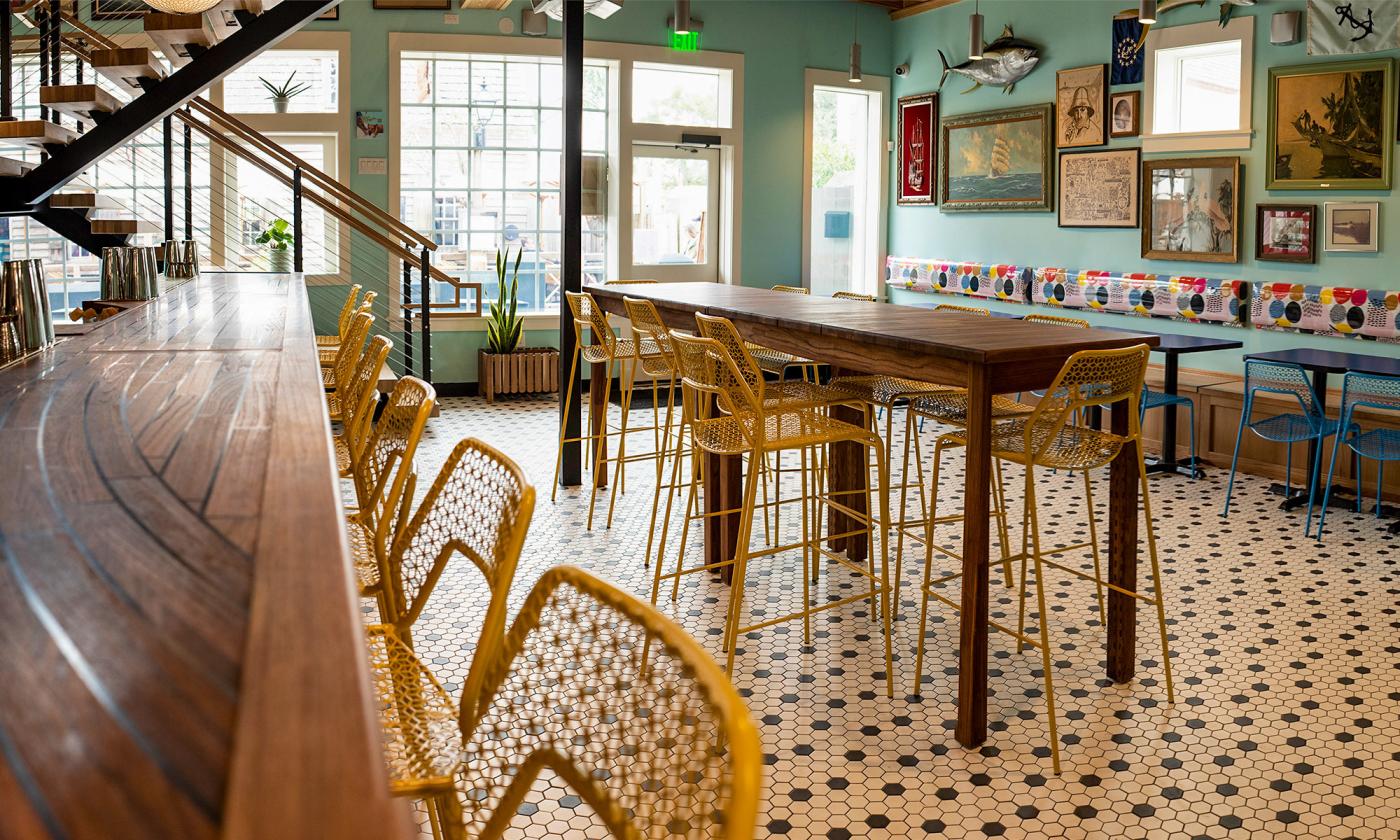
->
[587,283,1159,748]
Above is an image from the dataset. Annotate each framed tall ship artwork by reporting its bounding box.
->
[897,93,937,205]
[1267,58,1394,190]
[939,103,1054,212]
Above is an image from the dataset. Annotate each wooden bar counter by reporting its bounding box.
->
[0,273,408,840]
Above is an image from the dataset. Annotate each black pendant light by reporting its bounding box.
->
[1139,0,1158,24]
[849,8,862,83]
[969,0,984,60]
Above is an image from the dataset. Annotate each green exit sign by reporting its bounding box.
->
[669,30,700,51]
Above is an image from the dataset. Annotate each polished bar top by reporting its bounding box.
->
[0,273,407,840]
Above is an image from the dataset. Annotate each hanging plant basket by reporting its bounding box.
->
[479,347,559,403]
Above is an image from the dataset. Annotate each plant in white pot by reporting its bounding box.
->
[259,71,310,113]
[478,246,559,402]
[256,218,295,273]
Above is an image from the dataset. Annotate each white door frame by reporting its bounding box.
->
[801,68,889,298]
[628,143,721,283]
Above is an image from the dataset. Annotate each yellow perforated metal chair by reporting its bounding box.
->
[322,292,377,369]
[1022,313,1091,328]
[933,302,991,315]
[664,331,895,693]
[316,283,361,349]
[334,335,393,478]
[744,284,820,380]
[910,344,1174,773]
[831,290,876,301]
[324,310,374,407]
[451,565,762,840]
[349,376,436,616]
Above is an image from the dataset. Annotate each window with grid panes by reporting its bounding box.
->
[399,51,611,312]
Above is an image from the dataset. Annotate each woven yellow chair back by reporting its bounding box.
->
[457,565,762,840]
[355,376,436,543]
[565,290,616,357]
[1026,345,1151,457]
[934,303,990,316]
[671,331,763,445]
[343,336,393,465]
[386,438,535,713]
[693,313,765,396]
[770,284,808,294]
[360,290,378,312]
[604,279,659,285]
[336,283,363,336]
[623,296,676,362]
[832,291,876,302]
[333,310,375,390]
[1022,313,1090,328]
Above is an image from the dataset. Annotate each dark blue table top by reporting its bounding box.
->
[1245,347,1400,377]
[1149,333,1245,354]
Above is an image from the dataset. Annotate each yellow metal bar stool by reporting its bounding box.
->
[551,290,672,530]
[349,376,436,618]
[321,292,377,368]
[744,284,822,382]
[315,282,361,349]
[333,335,393,478]
[364,438,535,840]
[933,302,991,315]
[665,331,896,694]
[910,344,1174,773]
[622,296,688,568]
[324,310,374,409]
[831,290,876,301]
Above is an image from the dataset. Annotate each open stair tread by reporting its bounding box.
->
[0,120,80,148]
[91,47,166,94]
[53,192,127,212]
[91,218,161,235]
[144,12,216,68]
[0,157,35,178]
[206,0,266,42]
[40,84,124,123]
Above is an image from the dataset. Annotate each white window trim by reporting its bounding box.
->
[1142,16,1254,153]
[800,68,889,298]
[387,32,744,332]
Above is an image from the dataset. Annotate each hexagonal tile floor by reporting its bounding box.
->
[367,394,1399,840]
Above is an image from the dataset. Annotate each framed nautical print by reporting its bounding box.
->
[1266,58,1394,190]
[1255,204,1317,263]
[1141,156,1241,263]
[897,93,937,205]
[1323,201,1380,252]
[939,103,1053,212]
[1058,148,1140,228]
[1055,64,1108,148]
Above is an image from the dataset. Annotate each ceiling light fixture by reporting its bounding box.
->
[969,0,984,60]
[673,0,691,35]
[530,0,622,22]
[143,0,221,13]
[1139,0,1158,24]
[849,9,862,83]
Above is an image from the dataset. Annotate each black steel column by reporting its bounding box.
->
[183,118,193,239]
[419,246,431,385]
[558,0,583,487]
[1,0,12,121]
[292,166,303,273]
[402,249,414,377]
[37,6,49,123]
[162,115,174,242]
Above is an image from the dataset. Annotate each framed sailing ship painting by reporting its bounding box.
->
[1267,58,1394,190]
[897,93,937,205]
[939,103,1053,212]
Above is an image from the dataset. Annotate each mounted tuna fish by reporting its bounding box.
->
[938,24,1041,94]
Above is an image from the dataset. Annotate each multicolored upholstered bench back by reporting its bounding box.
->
[886,258,1030,304]
[1252,284,1400,344]
[1030,269,1248,326]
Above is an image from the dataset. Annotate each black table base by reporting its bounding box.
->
[1145,455,1207,478]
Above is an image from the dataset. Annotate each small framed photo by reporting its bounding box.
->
[1109,90,1140,138]
[1323,201,1380,252]
[1255,204,1316,263]
[1055,63,1108,148]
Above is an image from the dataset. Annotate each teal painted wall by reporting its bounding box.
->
[306,0,892,382]
[888,0,1400,373]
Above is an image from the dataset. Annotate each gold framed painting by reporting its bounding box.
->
[1141,156,1241,263]
[1055,64,1108,148]
[1267,58,1394,190]
[938,103,1053,212]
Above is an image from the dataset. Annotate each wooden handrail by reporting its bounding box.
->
[177,110,479,311]
[187,97,436,252]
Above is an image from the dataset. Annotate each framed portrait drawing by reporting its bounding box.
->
[1059,148,1140,228]
[91,0,145,20]
[1055,64,1108,148]
[1109,90,1140,138]
[1323,201,1380,252]
[1255,204,1316,263]
[897,93,937,205]
[939,103,1053,212]
[1267,58,1394,190]
[1141,156,1241,263]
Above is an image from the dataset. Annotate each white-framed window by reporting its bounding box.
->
[1143,16,1254,152]
[213,135,340,275]
[221,49,340,114]
[631,62,733,128]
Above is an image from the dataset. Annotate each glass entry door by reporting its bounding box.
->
[630,144,720,283]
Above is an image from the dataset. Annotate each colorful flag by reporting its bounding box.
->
[1112,16,1144,85]
[1308,0,1400,55]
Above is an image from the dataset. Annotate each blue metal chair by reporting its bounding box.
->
[1141,387,1197,479]
[1314,372,1400,541]
[1222,360,1338,534]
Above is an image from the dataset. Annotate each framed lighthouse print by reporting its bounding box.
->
[897,93,937,205]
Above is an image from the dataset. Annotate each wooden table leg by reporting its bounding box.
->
[1107,400,1139,683]
[589,360,608,489]
[826,370,869,562]
[704,452,743,584]
[955,367,991,749]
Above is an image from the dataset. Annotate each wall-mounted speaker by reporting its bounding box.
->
[1271,11,1301,45]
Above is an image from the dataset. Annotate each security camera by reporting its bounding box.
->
[894,62,910,77]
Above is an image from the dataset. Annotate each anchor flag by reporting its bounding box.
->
[1308,0,1400,55]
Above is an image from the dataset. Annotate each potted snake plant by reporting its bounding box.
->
[478,246,559,402]
[260,72,311,113]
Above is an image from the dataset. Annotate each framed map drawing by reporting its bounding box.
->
[897,93,937,205]
[939,103,1053,212]
[1058,148,1140,228]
